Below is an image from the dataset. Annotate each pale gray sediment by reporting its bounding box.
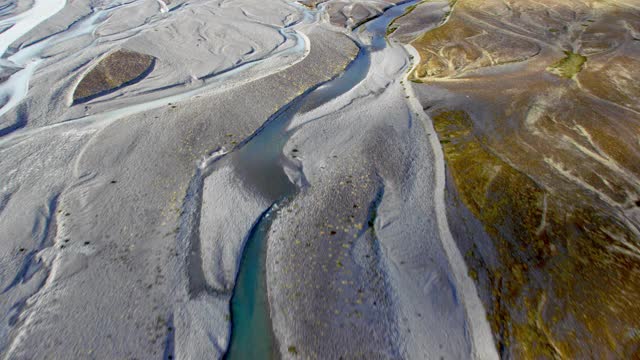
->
[265,16,490,356]
[3,0,637,358]
[0,11,358,359]
[173,25,358,359]
[0,0,499,358]
[0,0,305,132]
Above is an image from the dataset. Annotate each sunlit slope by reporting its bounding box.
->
[400,0,640,357]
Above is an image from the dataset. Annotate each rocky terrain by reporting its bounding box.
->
[391,0,640,357]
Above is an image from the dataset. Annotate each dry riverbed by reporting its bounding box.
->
[1,0,637,358]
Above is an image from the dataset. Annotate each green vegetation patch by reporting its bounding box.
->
[547,51,587,79]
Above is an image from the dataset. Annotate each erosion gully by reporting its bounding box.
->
[223,1,419,358]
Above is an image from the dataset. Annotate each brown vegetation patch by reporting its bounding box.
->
[578,55,640,113]
[410,2,540,78]
[434,110,640,358]
[73,49,155,103]
[397,0,640,357]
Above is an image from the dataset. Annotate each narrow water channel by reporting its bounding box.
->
[223,203,283,360]
[224,1,418,358]
[223,48,370,359]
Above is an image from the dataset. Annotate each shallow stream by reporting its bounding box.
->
[223,1,419,358]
